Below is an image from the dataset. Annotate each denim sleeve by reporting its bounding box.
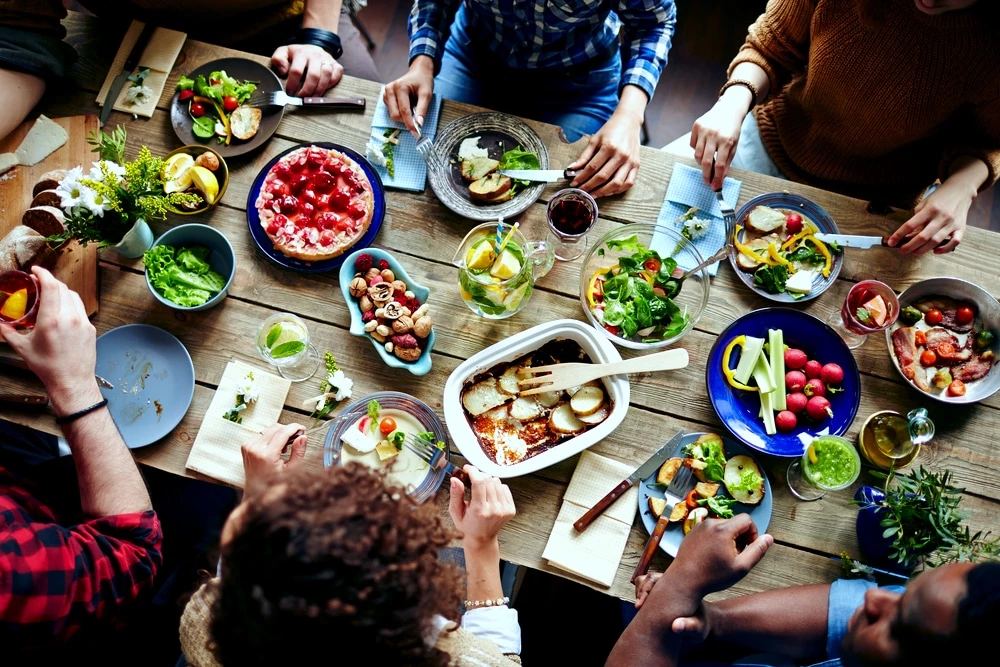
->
[615,0,676,99]
[826,579,906,659]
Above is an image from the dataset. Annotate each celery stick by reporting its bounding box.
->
[769,329,786,410]
[761,389,777,435]
[734,336,765,385]
[753,353,774,394]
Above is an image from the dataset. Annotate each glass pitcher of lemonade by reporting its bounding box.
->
[453,221,554,319]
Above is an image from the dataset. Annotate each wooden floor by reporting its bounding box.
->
[354,0,1000,233]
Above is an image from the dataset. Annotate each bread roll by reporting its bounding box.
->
[30,189,62,209]
[32,169,66,197]
[22,206,66,237]
[0,226,55,271]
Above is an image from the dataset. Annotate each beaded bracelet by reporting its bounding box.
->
[465,596,510,610]
[294,28,344,60]
[55,398,108,425]
[718,78,759,110]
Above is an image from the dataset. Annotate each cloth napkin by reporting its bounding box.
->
[367,86,442,192]
[185,360,291,488]
[652,163,743,276]
[542,450,639,588]
[96,21,187,118]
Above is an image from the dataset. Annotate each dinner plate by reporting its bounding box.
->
[427,112,549,222]
[707,308,861,457]
[638,432,772,558]
[95,324,195,449]
[728,193,844,302]
[246,142,386,273]
[170,57,283,158]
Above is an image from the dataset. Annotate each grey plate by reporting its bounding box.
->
[885,277,1000,404]
[95,325,195,448]
[427,112,549,221]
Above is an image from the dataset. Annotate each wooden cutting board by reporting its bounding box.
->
[0,114,99,316]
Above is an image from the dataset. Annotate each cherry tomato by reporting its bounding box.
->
[379,417,397,435]
[920,349,937,366]
[643,257,661,273]
[785,212,803,234]
[947,379,967,397]
[209,78,221,86]
[926,309,944,326]
[603,324,620,336]
[652,286,666,297]
[222,95,239,112]
[178,89,194,101]
[937,342,956,358]
[956,306,975,324]
[685,489,700,511]
[914,330,927,346]
[190,102,206,118]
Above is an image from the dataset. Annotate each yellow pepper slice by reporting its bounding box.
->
[806,236,833,278]
[723,335,759,392]
[767,243,796,273]
[733,225,770,267]
[781,228,812,251]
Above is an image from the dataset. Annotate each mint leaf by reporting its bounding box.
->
[265,324,282,349]
[856,307,872,324]
[270,341,305,359]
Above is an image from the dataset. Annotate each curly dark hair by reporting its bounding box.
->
[210,463,463,666]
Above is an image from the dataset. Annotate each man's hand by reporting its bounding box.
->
[385,55,435,137]
[569,86,647,198]
[690,86,752,191]
[241,423,308,494]
[448,465,516,553]
[0,267,100,413]
[670,515,773,598]
[272,44,344,97]
[634,572,662,609]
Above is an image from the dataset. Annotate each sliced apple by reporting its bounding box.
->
[549,403,585,434]
[570,386,605,416]
[578,405,610,425]
[648,496,668,518]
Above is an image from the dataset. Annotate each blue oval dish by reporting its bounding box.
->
[339,248,434,376]
[706,308,861,457]
[246,142,386,273]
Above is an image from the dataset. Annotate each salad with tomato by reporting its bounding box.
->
[176,71,258,145]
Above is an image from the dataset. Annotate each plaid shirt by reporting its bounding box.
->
[0,464,162,643]
[408,0,676,100]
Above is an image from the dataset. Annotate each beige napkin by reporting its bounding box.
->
[185,360,291,487]
[542,450,639,588]
[96,21,186,118]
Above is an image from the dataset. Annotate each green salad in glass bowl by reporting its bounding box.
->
[580,224,709,349]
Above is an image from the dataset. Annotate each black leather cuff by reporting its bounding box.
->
[294,28,343,60]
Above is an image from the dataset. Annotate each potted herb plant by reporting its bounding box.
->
[854,467,998,572]
[47,126,201,258]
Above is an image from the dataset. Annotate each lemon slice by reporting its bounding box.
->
[191,165,220,205]
[466,239,497,271]
[807,444,818,466]
[163,153,195,194]
[502,281,530,309]
[0,288,28,320]
[489,249,521,280]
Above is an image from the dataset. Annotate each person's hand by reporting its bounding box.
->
[384,55,434,137]
[568,107,642,198]
[691,87,752,190]
[448,465,516,552]
[241,423,307,493]
[886,178,975,255]
[670,515,773,598]
[272,43,344,97]
[671,603,714,644]
[0,267,98,411]
[634,572,662,609]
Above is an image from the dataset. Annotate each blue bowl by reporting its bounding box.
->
[338,248,434,376]
[706,308,861,457]
[146,223,235,311]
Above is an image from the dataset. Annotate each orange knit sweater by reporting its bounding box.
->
[729,0,1000,208]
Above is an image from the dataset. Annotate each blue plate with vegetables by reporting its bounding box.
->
[707,308,861,457]
[639,432,772,557]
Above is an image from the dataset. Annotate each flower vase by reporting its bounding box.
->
[854,486,919,575]
[110,218,153,258]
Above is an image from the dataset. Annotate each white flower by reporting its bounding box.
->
[684,217,711,240]
[365,138,387,168]
[55,167,86,210]
[238,374,259,405]
[79,187,109,218]
[88,160,125,184]
[329,369,353,402]
[125,84,153,105]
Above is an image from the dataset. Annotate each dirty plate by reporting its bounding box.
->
[95,324,195,448]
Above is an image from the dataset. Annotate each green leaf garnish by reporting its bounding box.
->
[270,341,305,359]
[265,324,282,349]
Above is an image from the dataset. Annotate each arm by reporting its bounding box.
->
[271,0,345,96]
[0,69,45,144]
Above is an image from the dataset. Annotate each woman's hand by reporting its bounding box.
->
[272,44,344,97]
[448,465,516,552]
[691,86,753,190]
[888,180,975,255]
[241,423,308,494]
[569,86,647,198]
[384,55,435,137]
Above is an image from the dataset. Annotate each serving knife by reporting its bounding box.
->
[813,232,951,250]
[101,22,157,127]
[497,168,579,183]
[573,430,686,533]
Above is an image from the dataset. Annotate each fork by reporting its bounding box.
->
[517,348,689,396]
[246,90,366,110]
[414,117,434,164]
[402,434,470,486]
[631,465,694,583]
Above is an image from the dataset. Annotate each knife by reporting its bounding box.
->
[100,22,157,127]
[573,430,686,533]
[633,513,672,584]
[0,394,48,407]
[498,168,579,183]
[0,354,114,389]
[267,90,366,109]
[813,232,952,250]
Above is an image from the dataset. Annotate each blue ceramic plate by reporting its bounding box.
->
[246,142,386,273]
[707,308,861,457]
[728,193,843,303]
[338,248,435,376]
[95,324,195,449]
[638,432,772,558]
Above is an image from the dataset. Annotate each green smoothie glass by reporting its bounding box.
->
[787,435,861,501]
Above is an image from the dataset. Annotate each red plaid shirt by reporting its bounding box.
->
[0,464,162,642]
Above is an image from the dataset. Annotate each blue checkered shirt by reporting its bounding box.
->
[408,0,676,101]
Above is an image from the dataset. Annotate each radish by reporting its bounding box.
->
[804,359,823,379]
[785,348,808,370]
[785,370,807,393]
[775,410,798,432]
[804,378,826,397]
[786,392,808,414]
[358,416,372,432]
[807,396,834,420]
[821,363,844,385]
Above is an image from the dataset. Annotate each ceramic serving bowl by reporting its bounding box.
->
[145,223,235,311]
[339,248,434,376]
[443,319,629,478]
[165,145,230,214]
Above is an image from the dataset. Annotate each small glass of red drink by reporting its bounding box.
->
[0,270,39,329]
[826,279,899,349]
[546,188,597,261]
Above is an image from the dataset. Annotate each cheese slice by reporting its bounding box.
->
[786,270,816,294]
[14,115,68,167]
[0,153,18,175]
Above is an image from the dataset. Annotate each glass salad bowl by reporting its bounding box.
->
[579,223,710,350]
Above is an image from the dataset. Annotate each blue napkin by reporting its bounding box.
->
[367,86,442,192]
[652,163,743,276]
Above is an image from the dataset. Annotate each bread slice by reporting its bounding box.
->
[30,189,62,209]
[746,205,786,234]
[461,156,499,182]
[0,226,55,271]
[469,173,512,201]
[230,106,262,140]
[22,206,66,237]
[735,237,772,272]
[33,169,66,198]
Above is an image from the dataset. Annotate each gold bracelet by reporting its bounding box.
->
[464,596,510,610]
[719,78,759,110]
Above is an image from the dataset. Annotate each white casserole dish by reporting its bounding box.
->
[443,319,630,478]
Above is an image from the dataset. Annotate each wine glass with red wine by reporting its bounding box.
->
[546,188,597,261]
[826,279,899,349]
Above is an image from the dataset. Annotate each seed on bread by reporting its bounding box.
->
[469,173,513,201]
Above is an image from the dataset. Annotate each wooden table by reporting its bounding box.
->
[3,13,999,602]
